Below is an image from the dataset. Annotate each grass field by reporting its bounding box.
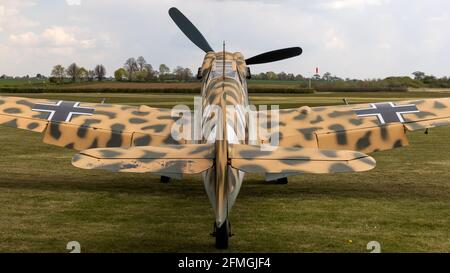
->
[0,79,447,95]
[0,79,293,89]
[59,81,301,90]
[62,81,202,90]
[0,92,450,252]
[0,79,48,86]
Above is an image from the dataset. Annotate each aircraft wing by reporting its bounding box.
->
[0,96,189,150]
[267,98,450,154]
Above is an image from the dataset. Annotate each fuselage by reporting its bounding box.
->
[200,51,249,227]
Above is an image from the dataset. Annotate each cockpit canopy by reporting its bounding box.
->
[210,60,237,79]
[199,52,248,81]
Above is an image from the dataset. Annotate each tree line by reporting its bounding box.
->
[43,56,195,83]
[411,71,450,88]
[254,70,450,89]
[50,63,106,83]
[2,58,450,89]
[251,71,341,81]
[114,56,194,82]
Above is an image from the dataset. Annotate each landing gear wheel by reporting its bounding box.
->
[214,220,231,249]
[275,177,288,184]
[160,176,171,183]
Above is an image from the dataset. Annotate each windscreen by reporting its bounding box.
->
[210,60,237,79]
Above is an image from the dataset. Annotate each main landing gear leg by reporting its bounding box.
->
[212,219,232,249]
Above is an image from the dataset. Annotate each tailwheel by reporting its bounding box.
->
[213,220,232,249]
[160,176,171,183]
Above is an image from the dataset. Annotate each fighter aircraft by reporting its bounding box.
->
[1,7,450,249]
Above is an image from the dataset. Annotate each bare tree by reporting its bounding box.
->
[94,64,106,81]
[136,56,147,72]
[159,64,170,81]
[413,71,426,81]
[173,66,184,81]
[183,68,193,82]
[322,72,332,81]
[277,72,287,81]
[66,63,79,82]
[51,65,65,82]
[173,66,193,82]
[78,67,88,81]
[144,64,157,81]
[124,58,138,81]
[159,64,170,74]
[88,70,95,81]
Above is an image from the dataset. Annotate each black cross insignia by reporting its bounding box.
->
[354,102,420,125]
[32,101,95,122]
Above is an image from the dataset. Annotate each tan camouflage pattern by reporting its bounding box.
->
[270,98,450,154]
[72,144,214,174]
[200,52,249,226]
[213,95,229,226]
[229,144,376,174]
[0,96,187,151]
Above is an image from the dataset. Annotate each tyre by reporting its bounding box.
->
[215,220,230,249]
[160,176,171,183]
[275,177,288,184]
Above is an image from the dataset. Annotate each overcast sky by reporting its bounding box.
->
[0,0,449,79]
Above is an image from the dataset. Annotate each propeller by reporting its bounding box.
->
[245,47,303,65]
[168,7,302,65]
[168,7,214,53]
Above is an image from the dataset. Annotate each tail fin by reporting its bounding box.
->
[228,144,376,174]
[72,144,214,175]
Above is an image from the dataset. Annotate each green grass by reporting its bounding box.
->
[1,79,449,95]
[0,79,48,86]
[0,92,450,252]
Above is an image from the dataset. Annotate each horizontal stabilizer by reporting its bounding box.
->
[72,144,214,174]
[229,144,376,174]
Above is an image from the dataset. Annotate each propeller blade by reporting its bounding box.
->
[169,7,214,53]
[245,47,302,65]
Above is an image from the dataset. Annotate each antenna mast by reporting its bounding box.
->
[220,40,227,141]
[222,41,226,81]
